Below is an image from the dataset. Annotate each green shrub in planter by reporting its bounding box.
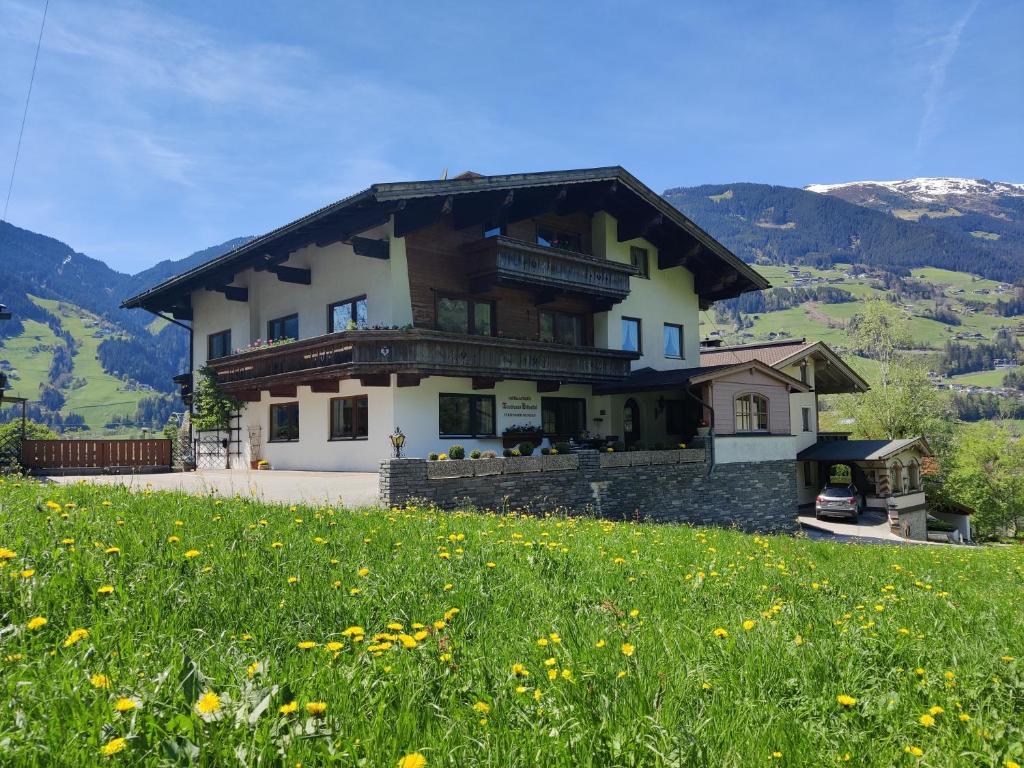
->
[517,441,534,456]
[554,442,572,454]
[510,448,522,457]
[448,445,466,460]
[502,448,514,458]
[469,449,481,459]
[428,452,439,461]
[540,447,552,456]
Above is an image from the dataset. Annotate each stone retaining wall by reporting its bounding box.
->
[380,450,798,533]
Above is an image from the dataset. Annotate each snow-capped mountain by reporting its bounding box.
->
[803,178,1024,262]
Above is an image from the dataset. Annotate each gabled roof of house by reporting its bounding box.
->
[797,437,931,463]
[122,166,769,315]
[593,359,811,394]
[700,338,869,395]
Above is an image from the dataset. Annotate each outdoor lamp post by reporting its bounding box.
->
[389,426,406,458]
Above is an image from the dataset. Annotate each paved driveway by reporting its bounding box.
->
[47,469,380,508]
[798,508,919,544]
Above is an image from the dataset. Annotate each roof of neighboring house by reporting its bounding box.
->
[593,359,811,394]
[797,437,931,463]
[122,166,769,315]
[701,338,869,395]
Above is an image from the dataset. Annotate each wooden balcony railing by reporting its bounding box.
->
[207,329,639,390]
[464,236,636,303]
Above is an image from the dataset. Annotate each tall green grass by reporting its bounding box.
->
[0,478,1021,766]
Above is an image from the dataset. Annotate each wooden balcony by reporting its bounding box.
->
[207,329,639,392]
[464,236,636,304]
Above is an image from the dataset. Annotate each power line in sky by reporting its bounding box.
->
[3,0,50,224]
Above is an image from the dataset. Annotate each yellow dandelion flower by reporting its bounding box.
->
[472,701,490,714]
[595,639,606,648]
[20,569,34,578]
[26,616,48,631]
[742,619,757,631]
[397,753,426,768]
[959,713,971,722]
[1005,761,1021,768]
[297,641,317,650]
[63,628,89,647]
[98,585,115,595]
[287,576,298,584]
[104,547,120,555]
[918,714,935,727]
[114,698,137,712]
[511,663,529,677]
[196,691,221,714]
[621,643,635,657]
[167,535,180,543]
[536,638,549,647]
[325,641,344,652]
[357,567,369,577]
[305,701,327,716]
[91,673,111,689]
[342,626,365,637]
[398,634,418,649]
[929,705,944,715]
[712,627,728,639]
[485,562,496,569]
[387,622,404,631]
[100,737,127,756]
[906,746,923,757]
[183,549,201,559]
[836,694,857,707]
[279,700,298,715]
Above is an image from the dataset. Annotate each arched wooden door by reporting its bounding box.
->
[623,398,641,447]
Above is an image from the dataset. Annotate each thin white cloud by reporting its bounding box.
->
[915,0,979,154]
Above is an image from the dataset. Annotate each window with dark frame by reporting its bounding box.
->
[329,395,368,440]
[267,313,298,342]
[436,296,493,336]
[207,329,232,360]
[536,226,582,252]
[665,400,686,434]
[663,323,683,358]
[539,310,585,346]
[630,246,650,278]
[621,317,642,353]
[735,393,769,432]
[328,296,368,332]
[439,393,496,437]
[801,406,812,432]
[269,402,299,442]
[541,397,586,439]
[803,462,815,487]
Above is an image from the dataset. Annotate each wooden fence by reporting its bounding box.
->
[21,439,173,473]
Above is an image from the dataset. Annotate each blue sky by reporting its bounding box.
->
[1,0,1020,272]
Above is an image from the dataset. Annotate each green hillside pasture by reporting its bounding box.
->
[0,480,1021,766]
[950,368,1015,388]
[910,268,1007,304]
[31,297,159,431]
[0,318,58,400]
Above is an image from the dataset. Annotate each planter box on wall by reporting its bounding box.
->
[423,454,580,479]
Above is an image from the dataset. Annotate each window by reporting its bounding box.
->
[536,227,582,252]
[735,393,769,432]
[207,329,231,360]
[799,361,809,385]
[665,400,686,434]
[908,460,921,492]
[540,310,584,346]
[890,461,904,494]
[630,246,650,279]
[329,395,368,440]
[803,462,815,487]
[541,397,586,439]
[328,296,368,332]
[801,406,812,432]
[663,323,683,358]
[439,394,496,437]
[621,317,642,353]
[267,314,298,342]
[269,402,299,442]
[437,296,494,336]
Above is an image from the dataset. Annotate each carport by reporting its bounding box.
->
[796,437,965,541]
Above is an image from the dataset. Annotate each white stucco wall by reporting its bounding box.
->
[713,434,796,464]
[392,377,594,459]
[236,379,395,472]
[190,221,407,371]
[590,212,700,371]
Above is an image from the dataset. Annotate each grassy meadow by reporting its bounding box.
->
[0,479,1022,766]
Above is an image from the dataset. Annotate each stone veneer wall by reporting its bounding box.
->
[379,450,798,533]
